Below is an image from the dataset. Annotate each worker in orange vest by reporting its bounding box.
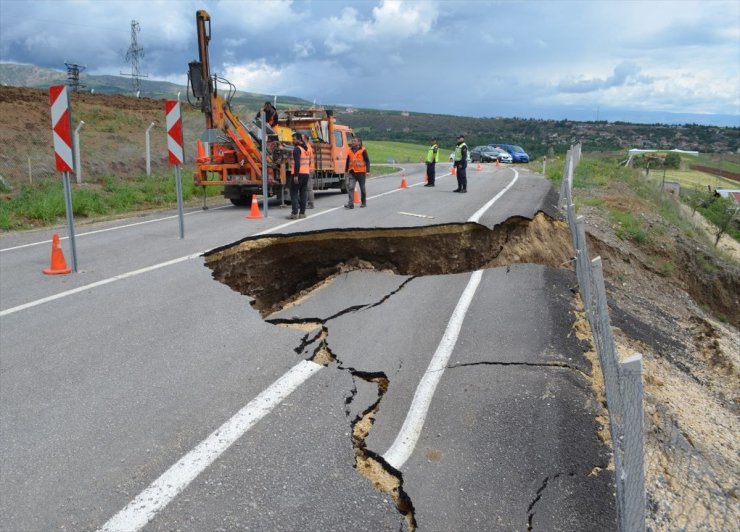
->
[303,134,316,209]
[344,137,370,209]
[290,132,310,219]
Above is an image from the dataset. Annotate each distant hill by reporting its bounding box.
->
[0,62,310,108]
[1,62,738,159]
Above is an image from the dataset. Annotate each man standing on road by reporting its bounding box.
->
[424,136,439,187]
[289,132,310,219]
[453,135,468,193]
[345,137,370,209]
[303,134,316,209]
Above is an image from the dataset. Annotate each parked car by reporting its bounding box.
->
[470,145,512,163]
[488,143,529,163]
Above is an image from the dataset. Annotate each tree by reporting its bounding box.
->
[664,152,681,169]
[705,196,740,247]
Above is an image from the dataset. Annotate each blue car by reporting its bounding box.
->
[489,143,529,163]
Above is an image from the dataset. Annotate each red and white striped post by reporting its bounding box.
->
[165,100,185,239]
[48,85,78,271]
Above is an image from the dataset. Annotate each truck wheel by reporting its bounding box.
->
[230,196,252,207]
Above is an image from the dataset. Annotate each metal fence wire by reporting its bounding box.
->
[560,145,738,532]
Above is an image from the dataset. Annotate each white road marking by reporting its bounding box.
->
[0,205,231,252]
[97,360,323,532]
[398,211,435,219]
[382,168,519,469]
[383,269,483,469]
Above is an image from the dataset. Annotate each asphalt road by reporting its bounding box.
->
[0,162,616,531]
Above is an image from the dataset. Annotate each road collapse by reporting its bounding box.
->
[202,211,575,531]
[203,211,573,317]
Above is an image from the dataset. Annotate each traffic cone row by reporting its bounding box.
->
[43,233,71,275]
[245,195,263,219]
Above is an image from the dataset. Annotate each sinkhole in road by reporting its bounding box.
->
[204,212,573,316]
[202,212,574,530]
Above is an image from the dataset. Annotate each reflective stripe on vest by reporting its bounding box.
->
[347,147,367,172]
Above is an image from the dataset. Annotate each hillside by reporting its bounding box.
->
[2,62,738,161]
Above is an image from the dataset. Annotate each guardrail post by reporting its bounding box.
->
[619,353,646,532]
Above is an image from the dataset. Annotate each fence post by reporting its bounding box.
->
[145,122,156,176]
[619,353,646,532]
[74,120,85,184]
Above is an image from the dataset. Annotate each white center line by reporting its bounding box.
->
[382,169,519,469]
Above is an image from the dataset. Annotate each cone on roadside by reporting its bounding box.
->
[354,187,361,204]
[451,166,457,176]
[196,139,209,163]
[424,174,428,183]
[43,233,71,275]
[495,158,501,167]
[476,162,481,171]
[245,195,263,219]
[400,174,408,189]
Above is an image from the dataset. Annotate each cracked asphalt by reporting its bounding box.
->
[0,163,616,531]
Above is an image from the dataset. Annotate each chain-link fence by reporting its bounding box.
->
[560,145,738,532]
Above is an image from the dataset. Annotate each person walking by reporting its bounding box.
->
[345,137,370,209]
[424,136,439,187]
[289,132,310,219]
[453,134,468,193]
[303,134,316,209]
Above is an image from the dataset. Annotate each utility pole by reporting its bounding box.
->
[64,62,86,92]
[121,20,148,95]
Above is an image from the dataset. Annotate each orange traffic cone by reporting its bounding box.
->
[451,166,457,176]
[43,233,71,275]
[245,195,263,219]
[196,139,209,163]
[424,174,428,183]
[476,162,481,171]
[400,174,407,189]
[495,159,501,167]
[353,187,361,204]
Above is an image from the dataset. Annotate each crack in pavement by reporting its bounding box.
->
[203,212,583,531]
[446,360,591,380]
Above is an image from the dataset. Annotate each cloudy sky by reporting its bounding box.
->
[1,0,738,126]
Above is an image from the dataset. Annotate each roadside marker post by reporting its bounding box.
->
[48,84,78,272]
[165,100,186,239]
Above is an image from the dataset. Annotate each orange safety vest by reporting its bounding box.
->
[291,145,310,175]
[347,147,367,173]
[306,142,316,172]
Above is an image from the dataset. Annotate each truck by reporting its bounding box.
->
[186,9,354,206]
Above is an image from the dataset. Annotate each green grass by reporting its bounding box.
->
[609,209,648,243]
[0,170,214,231]
[363,140,449,165]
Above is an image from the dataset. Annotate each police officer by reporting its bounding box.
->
[453,135,468,193]
[424,136,439,187]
